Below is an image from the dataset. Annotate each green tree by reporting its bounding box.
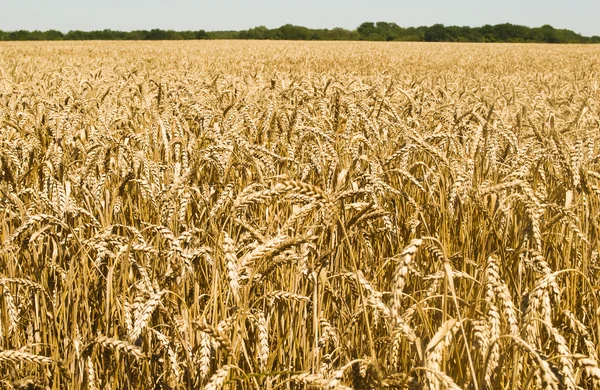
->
[424,24,450,41]
[43,30,64,40]
[539,25,559,43]
[195,30,209,39]
[0,22,597,43]
[245,26,271,40]
[358,22,384,40]
[65,30,86,40]
[9,30,31,40]
[276,24,311,40]
[147,29,167,40]
[479,24,497,42]
[126,30,149,40]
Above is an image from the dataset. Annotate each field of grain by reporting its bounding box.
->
[0,41,599,389]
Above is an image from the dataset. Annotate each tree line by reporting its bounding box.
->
[1,23,599,43]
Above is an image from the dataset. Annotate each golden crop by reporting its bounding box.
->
[0,40,599,389]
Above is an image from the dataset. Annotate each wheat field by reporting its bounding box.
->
[0,40,599,389]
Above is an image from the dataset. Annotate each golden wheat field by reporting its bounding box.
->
[0,40,600,389]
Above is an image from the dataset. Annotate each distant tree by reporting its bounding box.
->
[26,30,43,40]
[396,26,424,41]
[126,30,149,40]
[540,25,559,43]
[276,24,311,40]
[84,29,124,40]
[195,30,209,39]
[375,22,392,41]
[358,22,381,40]
[65,30,86,40]
[325,27,357,40]
[0,22,597,43]
[445,26,461,41]
[164,30,183,40]
[490,23,527,42]
[245,26,271,39]
[44,30,64,40]
[147,29,167,40]
[9,30,31,41]
[459,26,483,42]
[477,24,494,42]
[375,22,404,41]
[208,31,239,39]
[424,24,450,41]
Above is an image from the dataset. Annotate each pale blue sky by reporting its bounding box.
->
[2,0,599,36]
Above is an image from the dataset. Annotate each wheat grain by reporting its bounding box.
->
[0,41,598,389]
[0,350,53,365]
